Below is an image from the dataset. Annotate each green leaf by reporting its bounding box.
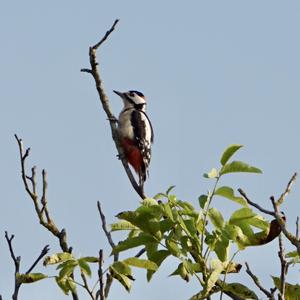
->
[162,203,174,221]
[176,200,196,213]
[272,276,300,300]
[81,256,99,263]
[215,186,248,207]
[184,219,198,237]
[55,276,70,295]
[169,262,189,282]
[198,195,208,209]
[111,261,132,276]
[223,224,250,249]
[166,233,182,257]
[220,282,258,299]
[220,144,243,166]
[58,260,78,278]
[153,192,167,200]
[66,278,77,294]
[112,234,157,254]
[124,257,158,271]
[142,198,159,206]
[146,250,170,281]
[214,235,230,262]
[117,208,162,238]
[220,161,262,175]
[111,272,132,292]
[203,168,219,178]
[202,259,223,297]
[110,261,134,292]
[43,252,73,266]
[78,258,92,277]
[166,185,176,195]
[110,220,138,231]
[229,207,256,223]
[16,273,48,284]
[286,251,298,258]
[208,208,224,230]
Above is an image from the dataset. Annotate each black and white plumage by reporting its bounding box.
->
[113,90,154,186]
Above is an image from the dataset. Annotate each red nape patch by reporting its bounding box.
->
[121,138,142,174]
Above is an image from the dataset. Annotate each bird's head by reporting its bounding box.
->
[113,90,146,110]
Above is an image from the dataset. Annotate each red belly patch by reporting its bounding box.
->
[121,138,142,174]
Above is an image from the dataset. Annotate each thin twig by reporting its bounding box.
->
[245,262,275,299]
[278,234,288,300]
[296,217,299,240]
[14,135,79,300]
[270,196,300,256]
[97,201,119,298]
[5,232,50,300]
[238,189,275,216]
[80,19,146,199]
[26,245,50,274]
[92,19,120,50]
[135,248,146,258]
[5,231,21,300]
[98,249,105,300]
[81,273,95,300]
[276,172,297,206]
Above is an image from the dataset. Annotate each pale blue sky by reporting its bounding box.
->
[1,1,300,299]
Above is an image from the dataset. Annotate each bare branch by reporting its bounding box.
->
[5,232,50,300]
[238,189,275,216]
[97,201,118,298]
[92,19,120,50]
[26,245,50,274]
[245,262,275,300]
[270,196,300,256]
[81,273,95,300]
[135,248,146,258]
[276,172,297,206]
[278,235,288,300]
[97,249,105,300]
[296,217,299,240]
[14,135,79,300]
[5,232,20,271]
[81,19,146,199]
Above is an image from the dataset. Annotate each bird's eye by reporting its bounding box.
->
[129,92,134,97]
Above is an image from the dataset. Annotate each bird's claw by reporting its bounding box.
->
[107,116,118,123]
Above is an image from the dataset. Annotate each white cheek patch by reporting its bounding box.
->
[132,95,146,105]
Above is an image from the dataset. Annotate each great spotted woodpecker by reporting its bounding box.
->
[113,90,154,187]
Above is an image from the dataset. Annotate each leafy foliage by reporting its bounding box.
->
[17,144,298,300]
[107,144,268,298]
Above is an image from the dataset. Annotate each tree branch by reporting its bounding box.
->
[239,173,300,257]
[14,135,79,300]
[5,231,21,300]
[238,189,275,217]
[278,234,288,300]
[276,172,297,206]
[97,249,105,300]
[81,19,146,199]
[26,245,50,274]
[270,196,300,256]
[97,201,118,298]
[81,272,95,300]
[245,262,275,300]
[5,231,50,300]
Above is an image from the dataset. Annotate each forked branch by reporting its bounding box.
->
[5,231,49,300]
[14,135,78,300]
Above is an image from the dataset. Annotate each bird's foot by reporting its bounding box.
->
[107,116,118,123]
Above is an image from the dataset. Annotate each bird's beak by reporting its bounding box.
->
[113,90,123,97]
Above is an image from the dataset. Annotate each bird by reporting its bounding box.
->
[113,90,154,188]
